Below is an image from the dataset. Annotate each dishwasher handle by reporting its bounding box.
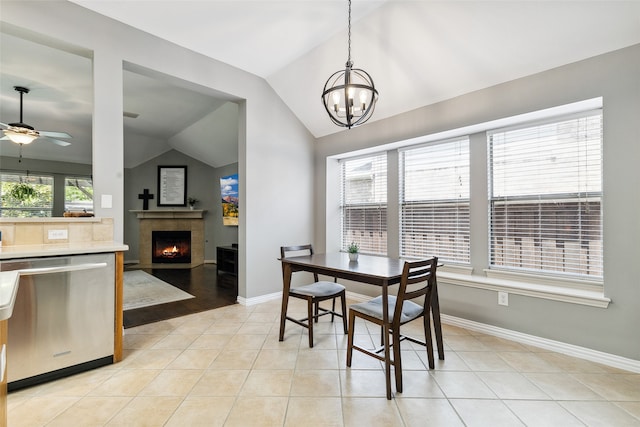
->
[16,262,108,276]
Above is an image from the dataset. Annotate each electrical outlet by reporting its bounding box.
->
[498,291,509,306]
[48,229,68,240]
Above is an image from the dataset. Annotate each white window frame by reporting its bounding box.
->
[328,99,609,307]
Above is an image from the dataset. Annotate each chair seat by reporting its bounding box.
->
[350,295,423,324]
[291,281,345,297]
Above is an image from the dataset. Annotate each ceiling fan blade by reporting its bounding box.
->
[42,136,71,147]
[0,122,9,128]
[40,130,72,139]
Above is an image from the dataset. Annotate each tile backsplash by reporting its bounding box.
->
[0,218,114,246]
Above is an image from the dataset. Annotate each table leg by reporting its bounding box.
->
[431,280,445,360]
[279,262,292,342]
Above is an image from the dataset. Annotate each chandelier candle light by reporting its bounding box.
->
[322,0,378,129]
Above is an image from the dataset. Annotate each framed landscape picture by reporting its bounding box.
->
[220,173,239,226]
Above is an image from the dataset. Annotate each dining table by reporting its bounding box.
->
[278,252,445,361]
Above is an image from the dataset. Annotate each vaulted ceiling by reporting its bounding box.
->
[2,1,640,167]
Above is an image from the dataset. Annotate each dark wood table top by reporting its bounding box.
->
[281,252,407,286]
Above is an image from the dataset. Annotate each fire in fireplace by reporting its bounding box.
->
[152,231,191,263]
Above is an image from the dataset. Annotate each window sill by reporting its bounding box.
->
[438,269,610,308]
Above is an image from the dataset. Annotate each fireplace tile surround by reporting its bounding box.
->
[132,210,205,268]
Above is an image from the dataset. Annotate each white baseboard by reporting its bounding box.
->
[237,291,281,306]
[441,314,640,373]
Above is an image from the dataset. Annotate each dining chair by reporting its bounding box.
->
[346,257,438,399]
[279,244,348,347]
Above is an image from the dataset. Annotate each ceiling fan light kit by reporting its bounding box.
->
[2,125,39,145]
[1,85,72,147]
[322,0,378,129]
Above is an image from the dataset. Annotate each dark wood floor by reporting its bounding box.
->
[123,264,238,329]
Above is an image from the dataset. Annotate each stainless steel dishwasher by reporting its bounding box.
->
[1,253,115,390]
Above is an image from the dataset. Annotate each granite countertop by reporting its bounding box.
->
[0,241,129,260]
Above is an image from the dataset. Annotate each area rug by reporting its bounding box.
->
[123,270,195,310]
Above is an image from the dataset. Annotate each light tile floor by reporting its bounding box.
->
[8,298,640,426]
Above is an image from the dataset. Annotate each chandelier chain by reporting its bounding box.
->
[347,0,351,64]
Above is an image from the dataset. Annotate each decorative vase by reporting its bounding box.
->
[189,205,195,210]
[349,252,359,262]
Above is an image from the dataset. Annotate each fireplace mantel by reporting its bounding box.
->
[130,209,206,219]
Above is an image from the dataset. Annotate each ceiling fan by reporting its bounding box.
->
[1,86,72,147]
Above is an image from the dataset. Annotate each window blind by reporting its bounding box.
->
[488,111,603,279]
[340,153,387,255]
[400,138,470,263]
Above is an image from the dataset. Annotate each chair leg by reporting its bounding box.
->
[382,323,392,400]
[346,309,356,367]
[431,281,445,360]
[340,293,348,334]
[330,297,336,322]
[279,296,289,342]
[308,298,314,348]
[423,310,435,369]
[392,327,403,393]
[314,301,319,323]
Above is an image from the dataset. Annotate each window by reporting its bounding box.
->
[0,172,54,217]
[340,153,387,255]
[400,138,470,263]
[65,176,94,214]
[488,111,603,279]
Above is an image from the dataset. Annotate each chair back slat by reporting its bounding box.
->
[280,244,314,259]
[393,257,438,324]
[281,244,319,282]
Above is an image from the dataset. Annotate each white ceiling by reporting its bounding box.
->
[2,1,640,167]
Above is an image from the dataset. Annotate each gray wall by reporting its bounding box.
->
[314,44,640,361]
[123,150,238,263]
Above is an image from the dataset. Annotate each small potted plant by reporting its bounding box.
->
[187,196,199,210]
[347,241,359,262]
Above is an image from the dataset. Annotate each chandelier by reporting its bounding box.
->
[322,0,378,129]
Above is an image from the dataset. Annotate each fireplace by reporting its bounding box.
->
[133,209,205,267]
[152,230,191,264]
